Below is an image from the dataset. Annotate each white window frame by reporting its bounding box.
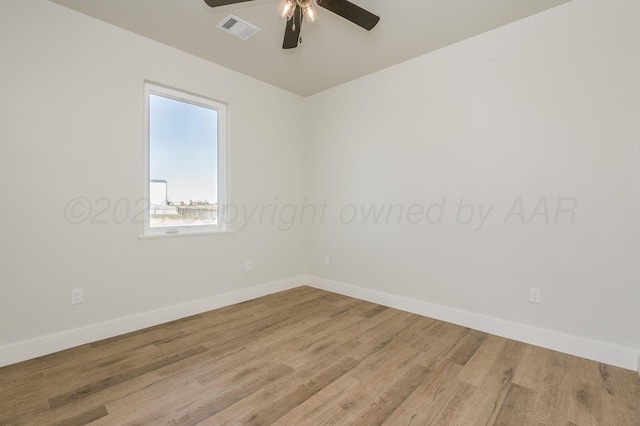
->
[142,82,230,238]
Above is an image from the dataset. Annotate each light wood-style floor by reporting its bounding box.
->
[1,286,638,425]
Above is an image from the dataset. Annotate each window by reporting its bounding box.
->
[143,82,228,236]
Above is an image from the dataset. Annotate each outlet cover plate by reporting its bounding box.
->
[529,287,541,304]
[71,288,83,305]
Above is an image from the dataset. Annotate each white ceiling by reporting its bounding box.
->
[49,0,571,97]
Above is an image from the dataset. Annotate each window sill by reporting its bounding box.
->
[138,230,235,240]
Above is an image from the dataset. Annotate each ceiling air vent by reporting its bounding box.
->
[217,15,260,40]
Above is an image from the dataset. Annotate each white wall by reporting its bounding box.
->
[305,0,640,367]
[0,0,306,363]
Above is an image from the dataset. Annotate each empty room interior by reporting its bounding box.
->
[1,0,639,424]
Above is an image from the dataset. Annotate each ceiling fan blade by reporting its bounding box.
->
[316,0,379,30]
[282,5,302,49]
[204,0,254,7]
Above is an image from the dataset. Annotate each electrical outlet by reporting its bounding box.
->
[323,255,330,265]
[529,287,541,304]
[245,261,252,272]
[71,288,83,305]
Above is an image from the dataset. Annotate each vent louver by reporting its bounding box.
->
[216,15,260,40]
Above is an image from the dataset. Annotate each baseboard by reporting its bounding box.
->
[0,275,304,368]
[4,274,636,372]
[304,275,638,371]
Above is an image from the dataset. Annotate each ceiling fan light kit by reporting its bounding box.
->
[303,3,319,24]
[206,0,379,49]
[277,0,296,20]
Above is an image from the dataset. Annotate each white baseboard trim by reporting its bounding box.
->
[305,275,638,371]
[3,274,636,372]
[0,275,304,368]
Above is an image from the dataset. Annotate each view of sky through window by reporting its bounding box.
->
[149,94,218,206]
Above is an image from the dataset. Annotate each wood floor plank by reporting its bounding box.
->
[339,305,411,345]
[44,344,162,392]
[347,311,418,361]
[202,356,360,425]
[600,392,640,426]
[380,358,464,425]
[270,375,361,425]
[196,349,292,388]
[353,363,431,425]
[235,357,359,425]
[556,356,606,426]
[492,383,537,425]
[336,351,450,424]
[456,333,508,386]
[348,341,420,387]
[423,380,477,425]
[251,309,370,370]
[445,328,488,366]
[0,343,94,386]
[158,330,359,425]
[5,371,161,426]
[47,345,207,408]
[0,344,164,424]
[526,349,568,426]
[512,343,566,392]
[411,319,470,360]
[501,343,574,426]
[96,375,205,425]
[445,339,526,425]
[1,286,638,425]
[53,405,109,426]
[360,304,388,318]
[140,363,295,426]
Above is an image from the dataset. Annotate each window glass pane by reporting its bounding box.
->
[148,94,218,228]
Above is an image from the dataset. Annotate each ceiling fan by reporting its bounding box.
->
[204,0,380,49]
